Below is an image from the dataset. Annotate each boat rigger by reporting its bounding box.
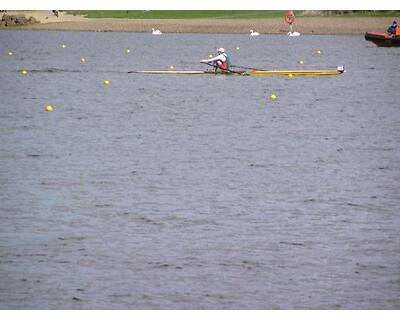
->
[128,66,345,76]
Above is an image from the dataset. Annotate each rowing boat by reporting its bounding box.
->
[250,67,345,76]
[128,70,247,75]
[128,66,345,76]
[365,32,400,47]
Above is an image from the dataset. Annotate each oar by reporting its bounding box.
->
[200,62,245,74]
[230,64,269,71]
[232,64,343,71]
[201,61,216,69]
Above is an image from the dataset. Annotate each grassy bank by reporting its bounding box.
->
[67,10,291,19]
[3,11,398,34]
[67,10,400,19]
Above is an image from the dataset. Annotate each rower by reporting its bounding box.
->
[387,20,398,36]
[200,48,231,72]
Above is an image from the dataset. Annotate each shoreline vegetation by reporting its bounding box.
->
[67,10,400,19]
[1,10,399,34]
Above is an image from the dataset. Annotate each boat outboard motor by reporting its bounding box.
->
[337,66,345,73]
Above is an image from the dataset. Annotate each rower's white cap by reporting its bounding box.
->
[217,48,225,53]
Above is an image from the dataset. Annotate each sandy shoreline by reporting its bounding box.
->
[1,11,397,34]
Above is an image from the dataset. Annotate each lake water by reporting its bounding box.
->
[0,30,399,309]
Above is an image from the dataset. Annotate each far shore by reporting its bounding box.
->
[1,11,397,34]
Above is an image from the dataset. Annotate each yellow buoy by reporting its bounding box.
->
[288,73,293,78]
[298,60,304,64]
[270,94,277,101]
[169,65,174,70]
[126,48,131,53]
[45,105,54,112]
[316,50,321,54]
[8,51,13,56]
[61,44,67,48]
[236,46,240,50]
[103,80,110,85]
[80,57,86,63]
[21,70,28,75]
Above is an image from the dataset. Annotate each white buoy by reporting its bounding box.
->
[152,28,162,35]
[250,30,260,36]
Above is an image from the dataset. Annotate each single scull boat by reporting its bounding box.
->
[128,66,345,76]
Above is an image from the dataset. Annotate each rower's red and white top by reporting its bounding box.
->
[201,48,229,70]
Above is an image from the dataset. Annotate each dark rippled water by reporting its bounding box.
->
[0,30,399,309]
